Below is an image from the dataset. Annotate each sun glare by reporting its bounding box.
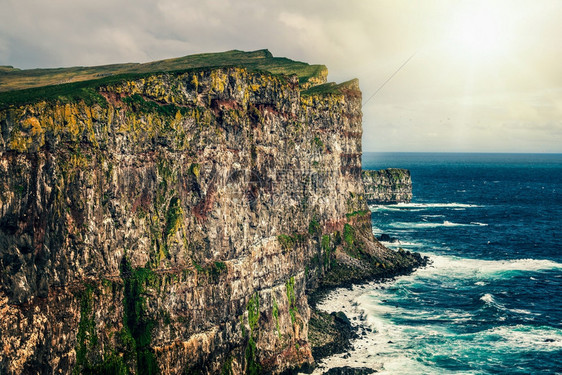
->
[456,14,501,53]
[447,4,513,63]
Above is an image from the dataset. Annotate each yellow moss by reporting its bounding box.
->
[22,117,40,133]
[85,108,99,147]
[300,96,313,106]
[9,133,32,152]
[168,206,183,235]
[175,110,183,124]
[64,105,81,137]
[107,105,115,126]
[243,88,250,105]
[158,246,167,263]
[210,70,227,93]
[8,115,47,151]
[190,163,200,179]
[68,153,89,169]
[191,75,199,92]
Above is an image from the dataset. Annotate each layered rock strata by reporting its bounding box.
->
[0,54,422,374]
[362,168,412,204]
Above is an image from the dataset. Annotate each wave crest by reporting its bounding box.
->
[427,256,562,279]
[369,202,481,211]
[389,221,485,229]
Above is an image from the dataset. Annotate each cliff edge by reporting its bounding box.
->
[0,50,423,374]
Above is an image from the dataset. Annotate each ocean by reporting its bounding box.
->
[314,152,562,374]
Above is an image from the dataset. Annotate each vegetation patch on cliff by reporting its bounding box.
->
[277,233,307,251]
[245,292,261,375]
[301,78,360,97]
[74,283,128,375]
[286,277,298,325]
[122,93,187,117]
[0,49,328,108]
[120,260,159,375]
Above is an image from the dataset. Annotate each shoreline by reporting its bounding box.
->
[309,283,385,374]
[305,254,430,374]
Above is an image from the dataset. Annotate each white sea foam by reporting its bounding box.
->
[445,256,562,274]
[314,282,480,374]
[388,220,484,229]
[310,286,386,373]
[369,205,425,212]
[370,202,480,211]
[371,226,383,235]
[418,255,562,284]
[475,325,562,350]
[385,241,424,247]
[311,284,451,375]
[510,308,533,315]
[480,293,496,304]
[480,293,535,316]
[311,255,562,374]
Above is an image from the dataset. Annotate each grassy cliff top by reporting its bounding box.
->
[301,78,360,97]
[0,49,327,93]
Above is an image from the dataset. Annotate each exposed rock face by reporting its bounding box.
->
[362,168,412,204]
[0,59,422,374]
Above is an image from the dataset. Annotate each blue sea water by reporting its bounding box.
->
[324,153,562,374]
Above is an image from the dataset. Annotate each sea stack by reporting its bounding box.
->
[362,168,413,204]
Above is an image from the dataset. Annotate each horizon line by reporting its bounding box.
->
[363,151,562,155]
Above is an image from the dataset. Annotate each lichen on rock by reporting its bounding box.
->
[0,51,424,374]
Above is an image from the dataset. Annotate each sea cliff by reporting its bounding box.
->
[362,168,412,204]
[0,50,423,374]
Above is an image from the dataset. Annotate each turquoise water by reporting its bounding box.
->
[356,153,562,374]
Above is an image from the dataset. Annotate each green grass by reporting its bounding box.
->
[0,49,328,108]
[247,292,260,332]
[0,65,19,72]
[277,234,296,251]
[245,292,261,375]
[345,209,370,219]
[122,93,187,117]
[120,261,159,375]
[286,277,297,325]
[0,72,147,109]
[301,78,359,97]
[343,224,355,246]
[164,196,183,238]
[308,218,321,236]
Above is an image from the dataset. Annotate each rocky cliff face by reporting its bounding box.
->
[362,169,412,204]
[0,54,422,374]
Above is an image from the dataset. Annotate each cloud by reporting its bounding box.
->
[1,0,561,152]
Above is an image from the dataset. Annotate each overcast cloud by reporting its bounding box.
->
[1,0,561,152]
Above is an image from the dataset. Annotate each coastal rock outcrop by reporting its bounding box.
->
[362,168,412,204]
[0,50,423,374]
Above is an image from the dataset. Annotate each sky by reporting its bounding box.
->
[1,0,561,153]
